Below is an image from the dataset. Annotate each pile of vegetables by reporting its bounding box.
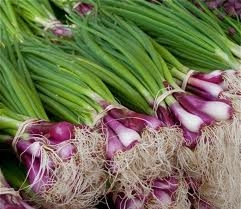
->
[0,0,240,208]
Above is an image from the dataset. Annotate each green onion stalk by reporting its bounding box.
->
[51,0,241,84]
[147,0,241,115]
[0,0,33,42]
[217,14,241,44]
[8,0,72,38]
[52,8,198,207]
[18,37,191,208]
[168,0,241,63]
[93,0,241,71]
[0,43,108,209]
[60,11,241,208]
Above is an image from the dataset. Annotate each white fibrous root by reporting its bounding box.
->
[222,70,241,95]
[19,126,107,209]
[184,118,241,209]
[221,70,241,113]
[108,126,182,197]
[112,175,190,209]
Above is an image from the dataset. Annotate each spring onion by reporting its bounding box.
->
[0,41,107,209]
[7,0,72,38]
[152,41,241,208]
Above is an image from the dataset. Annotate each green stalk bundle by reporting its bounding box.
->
[0,38,108,209]
[94,0,241,71]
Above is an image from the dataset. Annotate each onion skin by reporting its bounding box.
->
[49,122,75,143]
[104,115,141,149]
[109,108,164,131]
[186,85,218,100]
[174,93,214,125]
[175,92,233,121]
[50,26,72,38]
[114,193,145,209]
[105,126,125,160]
[170,102,204,133]
[188,77,223,98]
[152,177,179,194]
[73,2,94,16]
[182,128,200,148]
[156,106,175,126]
[192,70,223,84]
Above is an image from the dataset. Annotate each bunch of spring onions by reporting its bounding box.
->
[153,42,241,208]
[93,0,241,71]
[17,37,191,208]
[53,9,241,208]
[0,39,108,209]
[0,105,107,209]
[0,0,72,38]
